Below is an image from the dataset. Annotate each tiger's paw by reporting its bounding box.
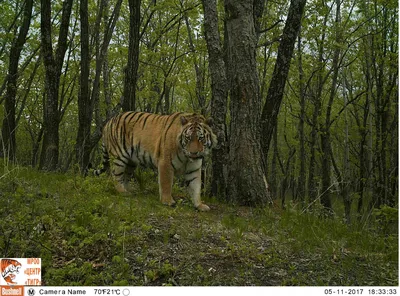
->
[161,198,176,207]
[115,183,129,194]
[196,203,210,212]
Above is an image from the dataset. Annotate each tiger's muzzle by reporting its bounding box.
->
[188,151,203,159]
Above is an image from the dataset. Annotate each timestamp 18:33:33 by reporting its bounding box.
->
[324,289,398,295]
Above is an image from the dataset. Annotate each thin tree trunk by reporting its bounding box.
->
[307,1,328,207]
[270,125,278,198]
[102,1,112,118]
[16,55,41,127]
[297,29,306,204]
[260,0,306,166]
[75,0,122,172]
[31,127,44,168]
[307,93,320,204]
[1,0,33,161]
[340,70,351,224]
[319,0,342,212]
[280,149,296,208]
[343,93,351,224]
[184,11,206,115]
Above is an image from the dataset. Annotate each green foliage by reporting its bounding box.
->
[372,205,399,235]
[0,163,397,286]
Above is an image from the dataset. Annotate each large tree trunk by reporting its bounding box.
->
[39,0,73,171]
[260,0,306,167]
[1,0,33,161]
[122,0,141,112]
[224,0,269,206]
[202,0,228,199]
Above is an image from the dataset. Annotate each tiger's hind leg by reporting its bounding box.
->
[123,163,136,192]
[112,158,133,194]
[94,142,110,176]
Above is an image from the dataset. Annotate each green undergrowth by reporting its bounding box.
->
[0,162,397,286]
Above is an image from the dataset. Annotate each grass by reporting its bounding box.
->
[0,161,398,286]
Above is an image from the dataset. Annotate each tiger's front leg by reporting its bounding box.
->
[158,161,176,206]
[185,160,210,211]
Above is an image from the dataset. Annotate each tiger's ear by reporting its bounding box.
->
[205,118,214,126]
[180,116,188,125]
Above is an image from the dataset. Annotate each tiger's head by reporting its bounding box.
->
[179,114,217,160]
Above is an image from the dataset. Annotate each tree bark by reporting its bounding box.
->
[296,30,306,204]
[307,1,328,206]
[307,91,321,204]
[39,0,74,171]
[319,0,342,212]
[270,125,278,198]
[260,0,306,167]
[75,0,91,172]
[122,0,141,112]
[75,0,122,173]
[1,0,33,161]
[202,0,228,199]
[184,12,206,115]
[225,0,269,206]
[342,74,351,224]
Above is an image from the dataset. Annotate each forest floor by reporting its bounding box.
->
[0,162,398,286]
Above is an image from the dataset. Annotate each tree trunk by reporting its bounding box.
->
[280,148,296,208]
[184,12,206,115]
[342,77,351,224]
[370,4,397,208]
[307,1,328,207]
[260,0,306,166]
[32,127,44,168]
[1,0,33,161]
[202,0,228,199]
[319,0,342,212]
[296,30,306,204]
[75,0,122,173]
[122,0,141,112]
[357,102,369,215]
[225,0,269,206]
[307,94,320,205]
[39,0,73,171]
[75,0,91,173]
[270,125,278,198]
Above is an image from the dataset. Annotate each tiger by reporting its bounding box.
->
[1,259,22,285]
[94,111,217,211]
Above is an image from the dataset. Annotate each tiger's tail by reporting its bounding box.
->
[94,142,110,176]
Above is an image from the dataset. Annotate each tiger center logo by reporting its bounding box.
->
[0,259,22,285]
